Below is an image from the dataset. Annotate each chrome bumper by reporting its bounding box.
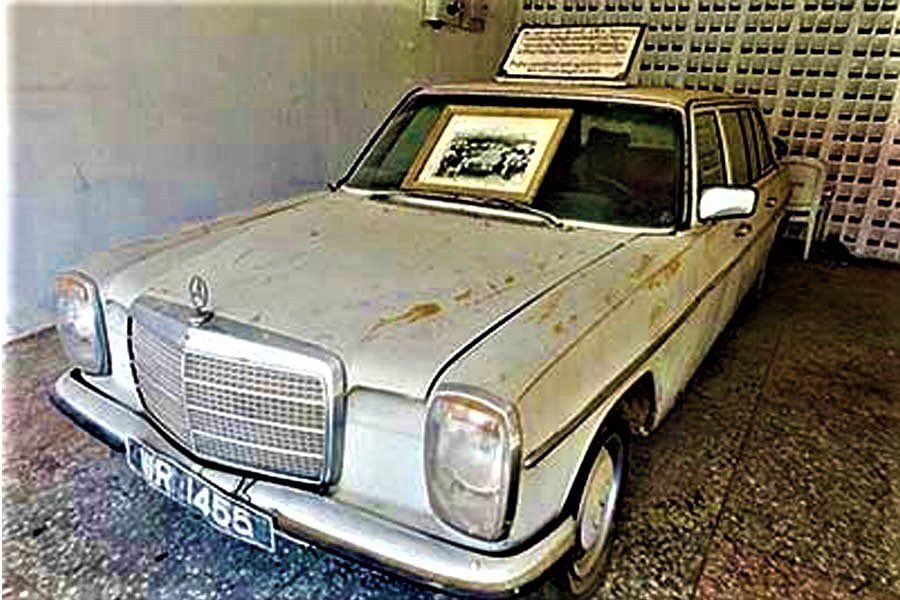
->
[49,370,575,596]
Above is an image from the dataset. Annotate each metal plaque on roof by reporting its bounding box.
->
[496,25,645,85]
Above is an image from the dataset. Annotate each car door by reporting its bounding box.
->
[743,107,791,275]
[693,107,753,331]
[646,107,745,398]
[716,106,780,298]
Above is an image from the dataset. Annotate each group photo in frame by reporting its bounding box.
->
[401,105,573,203]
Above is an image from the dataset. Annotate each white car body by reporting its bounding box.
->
[50,82,791,595]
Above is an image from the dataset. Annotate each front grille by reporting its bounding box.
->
[130,308,339,483]
[132,321,188,438]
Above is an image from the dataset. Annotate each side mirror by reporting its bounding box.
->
[772,137,789,160]
[698,187,757,221]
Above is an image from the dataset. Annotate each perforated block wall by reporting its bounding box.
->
[519,1,900,261]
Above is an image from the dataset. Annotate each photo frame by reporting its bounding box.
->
[401,105,573,203]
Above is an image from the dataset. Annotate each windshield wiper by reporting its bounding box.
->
[363,189,568,230]
[476,196,568,230]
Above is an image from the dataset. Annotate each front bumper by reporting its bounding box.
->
[49,370,575,596]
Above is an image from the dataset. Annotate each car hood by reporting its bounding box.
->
[107,192,639,399]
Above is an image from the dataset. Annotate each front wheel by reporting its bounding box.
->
[557,421,628,598]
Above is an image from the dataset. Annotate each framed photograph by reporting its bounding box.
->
[401,105,573,203]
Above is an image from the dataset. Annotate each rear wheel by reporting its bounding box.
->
[558,421,628,598]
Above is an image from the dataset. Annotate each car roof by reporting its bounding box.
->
[424,81,750,109]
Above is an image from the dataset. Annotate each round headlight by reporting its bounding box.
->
[424,385,521,541]
[55,271,110,375]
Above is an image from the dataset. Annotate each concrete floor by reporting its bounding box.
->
[3,249,899,599]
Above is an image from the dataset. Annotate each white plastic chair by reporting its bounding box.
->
[782,156,829,260]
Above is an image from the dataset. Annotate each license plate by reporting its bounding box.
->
[126,439,275,552]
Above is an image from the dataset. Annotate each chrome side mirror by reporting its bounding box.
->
[698,187,757,221]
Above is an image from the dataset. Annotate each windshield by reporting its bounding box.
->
[347,94,685,228]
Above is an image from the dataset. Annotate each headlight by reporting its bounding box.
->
[55,271,110,375]
[424,385,521,541]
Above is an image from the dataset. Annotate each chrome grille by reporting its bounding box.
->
[130,306,339,483]
[132,321,188,439]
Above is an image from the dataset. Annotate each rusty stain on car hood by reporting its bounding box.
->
[362,302,443,342]
[106,191,639,399]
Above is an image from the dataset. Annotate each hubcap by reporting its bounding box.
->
[572,434,624,582]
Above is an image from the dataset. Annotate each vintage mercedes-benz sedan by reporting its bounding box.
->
[50,81,791,597]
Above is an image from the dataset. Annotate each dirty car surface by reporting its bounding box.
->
[49,82,792,596]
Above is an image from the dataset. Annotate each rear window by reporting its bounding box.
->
[348,94,685,228]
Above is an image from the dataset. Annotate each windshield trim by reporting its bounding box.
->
[341,185,677,235]
[335,85,425,190]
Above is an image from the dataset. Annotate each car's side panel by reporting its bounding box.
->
[643,222,750,420]
[645,202,784,420]
[652,104,790,416]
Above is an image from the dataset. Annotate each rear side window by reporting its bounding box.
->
[751,109,775,173]
[719,111,750,185]
[739,110,761,181]
[694,113,725,190]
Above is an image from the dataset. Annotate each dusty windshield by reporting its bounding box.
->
[347,94,684,228]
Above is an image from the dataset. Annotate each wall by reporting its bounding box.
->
[7,1,518,339]
[520,0,900,262]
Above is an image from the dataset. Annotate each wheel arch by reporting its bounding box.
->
[560,371,654,517]
[618,372,657,437]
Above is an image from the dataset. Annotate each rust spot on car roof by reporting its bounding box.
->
[363,302,442,341]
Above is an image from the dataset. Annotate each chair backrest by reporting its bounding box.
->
[783,156,827,213]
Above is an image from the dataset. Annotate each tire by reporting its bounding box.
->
[555,419,629,598]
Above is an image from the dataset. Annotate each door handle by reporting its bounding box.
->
[765,196,778,208]
[734,223,752,237]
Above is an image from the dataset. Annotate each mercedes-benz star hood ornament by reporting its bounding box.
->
[187,274,214,325]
